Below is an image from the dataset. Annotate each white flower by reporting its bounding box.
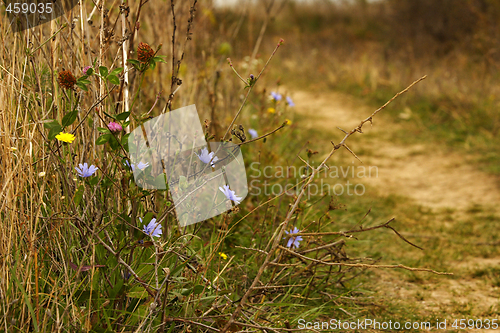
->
[195,147,218,167]
[219,185,242,204]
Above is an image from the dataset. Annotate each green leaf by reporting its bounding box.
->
[97,127,110,133]
[96,134,111,145]
[192,285,205,295]
[103,111,115,120]
[170,262,188,277]
[121,133,130,152]
[166,323,175,333]
[152,56,167,64]
[89,176,99,186]
[77,78,91,85]
[116,111,130,121]
[109,135,120,150]
[86,68,94,76]
[127,285,149,299]
[107,75,120,85]
[48,126,63,140]
[43,119,61,130]
[109,67,123,76]
[76,82,88,91]
[75,290,100,305]
[149,61,156,70]
[153,173,168,190]
[73,185,85,205]
[11,272,39,332]
[99,66,108,78]
[127,59,142,71]
[62,111,78,127]
[109,279,124,299]
[181,288,193,296]
[127,59,140,66]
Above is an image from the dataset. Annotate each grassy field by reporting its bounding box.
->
[1,0,500,332]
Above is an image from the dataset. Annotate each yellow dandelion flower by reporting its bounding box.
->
[218,252,228,260]
[56,132,76,143]
[285,119,292,125]
[267,107,276,114]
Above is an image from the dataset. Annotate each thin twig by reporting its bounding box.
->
[279,246,452,275]
[223,39,284,140]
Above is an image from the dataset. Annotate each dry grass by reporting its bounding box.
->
[3,0,496,331]
[0,0,436,332]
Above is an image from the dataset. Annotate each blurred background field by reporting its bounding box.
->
[220,0,500,173]
[1,0,500,331]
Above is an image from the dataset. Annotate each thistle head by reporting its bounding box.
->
[137,42,155,63]
[57,70,76,90]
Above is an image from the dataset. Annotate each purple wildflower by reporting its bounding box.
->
[75,163,98,178]
[83,66,92,75]
[125,160,149,171]
[136,162,150,170]
[125,160,133,170]
[196,147,219,167]
[219,185,242,204]
[107,121,123,132]
[284,227,303,249]
[141,217,162,237]
[270,91,282,101]
[248,129,258,139]
[286,96,295,107]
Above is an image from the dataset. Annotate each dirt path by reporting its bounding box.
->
[293,89,500,211]
[292,89,500,328]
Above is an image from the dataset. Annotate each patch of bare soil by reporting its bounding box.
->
[291,89,500,321]
[292,89,500,211]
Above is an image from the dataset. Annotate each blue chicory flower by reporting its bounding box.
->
[125,160,149,171]
[136,161,150,170]
[75,163,98,177]
[219,185,242,204]
[248,129,258,139]
[286,96,295,107]
[271,91,282,101]
[141,217,162,237]
[196,147,218,167]
[284,227,303,249]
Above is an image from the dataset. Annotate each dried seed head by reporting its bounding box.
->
[57,70,76,90]
[137,42,154,63]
